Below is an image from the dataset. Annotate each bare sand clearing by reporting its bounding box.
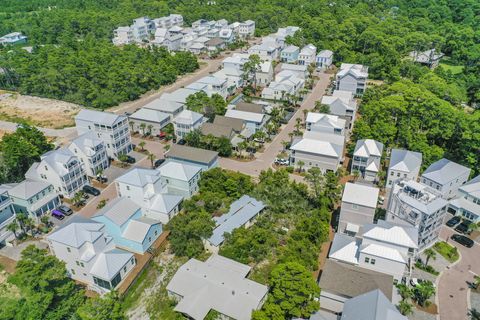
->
[0,91,81,129]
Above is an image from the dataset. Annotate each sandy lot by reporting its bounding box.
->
[0,91,81,129]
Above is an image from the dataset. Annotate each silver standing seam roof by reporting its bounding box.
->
[92,197,141,226]
[7,179,52,200]
[115,167,161,187]
[341,289,407,320]
[208,195,266,246]
[75,109,126,126]
[47,216,105,248]
[389,149,422,173]
[421,158,471,185]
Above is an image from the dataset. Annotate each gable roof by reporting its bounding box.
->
[47,216,105,248]
[360,243,406,263]
[319,259,393,300]
[208,195,266,246]
[225,109,265,123]
[235,102,264,114]
[337,63,368,79]
[166,144,218,165]
[290,138,343,158]
[129,108,170,124]
[115,168,161,187]
[122,216,160,243]
[213,115,244,132]
[201,122,233,139]
[167,254,268,320]
[341,289,407,320]
[362,220,418,249]
[173,110,203,125]
[460,175,480,198]
[329,233,360,264]
[90,249,134,280]
[75,109,126,126]
[422,158,471,185]
[389,149,422,173]
[40,148,79,176]
[354,139,384,158]
[7,179,52,200]
[342,183,379,208]
[149,193,183,214]
[143,98,184,114]
[93,197,141,226]
[306,112,346,129]
[158,160,201,181]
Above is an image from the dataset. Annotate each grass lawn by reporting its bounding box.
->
[434,241,459,263]
[439,63,464,75]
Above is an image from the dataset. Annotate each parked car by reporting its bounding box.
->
[455,221,471,234]
[154,159,166,168]
[446,216,461,228]
[124,155,136,164]
[410,278,436,288]
[274,158,289,166]
[451,234,474,248]
[177,139,186,145]
[51,210,65,220]
[57,205,73,216]
[83,185,100,196]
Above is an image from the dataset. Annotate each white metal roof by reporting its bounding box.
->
[342,183,379,208]
[362,221,418,249]
[47,217,105,248]
[116,167,161,187]
[460,175,480,198]
[129,108,170,124]
[93,197,141,226]
[329,233,360,265]
[422,158,471,185]
[354,139,384,158]
[291,138,342,158]
[225,109,265,123]
[389,149,422,173]
[122,216,160,243]
[90,249,134,280]
[360,244,406,263]
[158,160,201,181]
[75,109,125,126]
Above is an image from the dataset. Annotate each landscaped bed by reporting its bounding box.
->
[434,241,459,263]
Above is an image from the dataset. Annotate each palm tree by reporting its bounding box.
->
[72,192,83,207]
[297,160,305,173]
[396,283,411,300]
[468,222,478,234]
[40,215,50,228]
[129,121,135,132]
[147,152,156,168]
[138,141,146,152]
[424,248,436,266]
[147,124,153,135]
[353,170,360,181]
[413,281,436,307]
[24,218,35,238]
[16,212,28,235]
[139,123,147,136]
[469,308,480,320]
[7,221,19,239]
[302,109,309,122]
[397,300,413,316]
[281,140,289,152]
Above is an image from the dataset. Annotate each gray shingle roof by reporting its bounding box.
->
[319,259,393,300]
[422,158,471,185]
[208,195,266,246]
[235,102,264,114]
[213,115,244,132]
[341,289,407,320]
[200,122,233,139]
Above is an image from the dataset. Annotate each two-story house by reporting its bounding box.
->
[196,76,228,99]
[47,217,136,293]
[448,175,480,223]
[280,45,300,63]
[238,20,255,38]
[68,132,109,178]
[305,112,346,135]
[386,149,422,188]
[224,109,269,133]
[320,90,357,129]
[116,168,183,224]
[128,108,171,137]
[6,180,60,223]
[329,220,418,280]
[338,182,380,236]
[165,144,218,171]
[25,149,88,199]
[352,139,384,182]
[298,44,317,66]
[316,50,333,70]
[336,63,369,95]
[92,197,163,254]
[172,110,204,140]
[387,179,448,250]
[75,109,133,160]
[420,158,471,199]
[157,160,202,198]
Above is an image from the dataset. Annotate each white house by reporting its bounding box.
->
[336,63,369,95]
[158,160,202,198]
[280,63,308,79]
[449,175,480,223]
[224,109,268,132]
[329,220,418,280]
[352,139,384,182]
[316,50,334,69]
[68,132,109,178]
[341,289,407,320]
[167,254,267,320]
[306,112,346,135]
[219,28,235,43]
[321,90,357,129]
[47,217,136,294]
[261,70,305,101]
[25,148,88,199]
[256,60,274,86]
[273,26,300,48]
[239,20,255,38]
[0,32,28,45]
[289,132,344,173]
[298,44,317,66]
[112,27,134,45]
[75,109,132,160]
[248,42,278,60]
[165,144,219,171]
[386,149,423,188]
[409,49,443,69]
[420,158,471,199]
[173,110,204,140]
[142,98,184,118]
[196,76,228,98]
[387,179,448,250]
[338,182,380,236]
[128,108,171,136]
[0,188,17,244]
[115,168,183,224]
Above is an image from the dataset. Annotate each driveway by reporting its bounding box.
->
[437,226,480,320]
[219,72,333,177]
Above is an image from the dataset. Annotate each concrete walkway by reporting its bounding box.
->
[219,72,332,177]
[437,226,480,320]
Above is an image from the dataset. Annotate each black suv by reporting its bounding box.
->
[154,159,165,168]
[446,216,461,228]
[451,234,474,248]
[57,205,73,216]
[83,185,100,196]
[455,221,471,234]
[125,155,136,164]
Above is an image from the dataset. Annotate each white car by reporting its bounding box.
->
[274,158,289,166]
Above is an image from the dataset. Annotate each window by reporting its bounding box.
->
[390,171,394,176]
[155,230,158,236]
[364,257,370,263]
[123,266,127,273]
[71,269,76,275]
[371,259,376,265]
[76,261,80,266]
[352,204,359,210]
[80,262,85,268]
[126,186,130,191]
[148,237,152,242]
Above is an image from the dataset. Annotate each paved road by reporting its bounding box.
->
[219,72,332,177]
[0,120,77,139]
[437,226,480,320]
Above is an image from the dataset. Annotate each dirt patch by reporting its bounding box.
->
[414,302,438,315]
[0,255,17,274]
[0,91,81,129]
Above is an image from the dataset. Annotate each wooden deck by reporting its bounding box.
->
[117,230,170,295]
